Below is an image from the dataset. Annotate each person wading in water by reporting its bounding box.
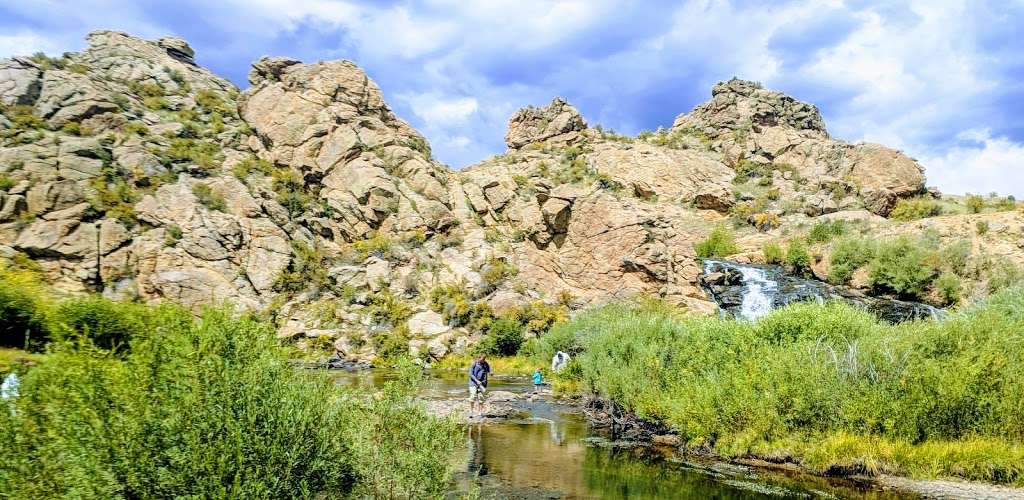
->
[468,354,491,421]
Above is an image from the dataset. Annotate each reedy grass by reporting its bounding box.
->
[547,289,1024,484]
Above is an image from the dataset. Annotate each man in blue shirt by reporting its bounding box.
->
[468,354,491,420]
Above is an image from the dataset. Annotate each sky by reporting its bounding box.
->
[1,0,1022,196]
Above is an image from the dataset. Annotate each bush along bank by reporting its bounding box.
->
[0,267,460,499]
[538,291,1024,485]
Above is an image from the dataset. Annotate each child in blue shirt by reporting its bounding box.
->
[532,368,543,393]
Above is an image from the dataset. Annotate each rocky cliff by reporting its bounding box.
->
[2,32,1021,363]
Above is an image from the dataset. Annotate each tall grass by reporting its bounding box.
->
[550,291,1024,483]
[0,288,460,498]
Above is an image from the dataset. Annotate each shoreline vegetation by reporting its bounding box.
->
[0,265,460,499]
[4,262,1024,494]
[531,293,1024,486]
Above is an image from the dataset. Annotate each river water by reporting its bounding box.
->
[332,370,917,499]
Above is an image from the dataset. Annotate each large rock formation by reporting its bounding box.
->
[673,78,926,216]
[3,33,1011,364]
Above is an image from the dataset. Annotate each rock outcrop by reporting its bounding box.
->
[505,97,587,149]
[673,78,925,216]
[2,33,1010,364]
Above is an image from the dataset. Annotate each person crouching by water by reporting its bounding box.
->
[532,368,543,394]
[468,354,491,421]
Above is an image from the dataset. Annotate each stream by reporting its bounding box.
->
[700,260,941,323]
[332,370,918,499]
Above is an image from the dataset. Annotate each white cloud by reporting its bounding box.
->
[1,0,1020,195]
[0,31,64,58]
[917,129,1024,197]
[398,94,478,125]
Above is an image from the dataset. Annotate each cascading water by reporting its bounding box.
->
[700,260,942,323]
[734,265,777,320]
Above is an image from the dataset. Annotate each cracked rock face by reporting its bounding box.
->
[504,97,587,149]
[673,78,924,216]
[1,32,988,363]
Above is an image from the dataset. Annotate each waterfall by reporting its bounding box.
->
[700,260,943,323]
[736,266,777,320]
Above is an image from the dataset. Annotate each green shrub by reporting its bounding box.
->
[934,272,962,306]
[558,291,1024,484]
[986,258,1023,294]
[194,89,230,114]
[60,121,82,136]
[271,169,309,218]
[191,183,226,212]
[0,174,15,192]
[0,304,460,498]
[732,160,772,184]
[0,268,49,350]
[428,284,493,330]
[2,104,45,130]
[47,296,146,352]
[966,194,985,214]
[478,315,525,356]
[89,167,140,226]
[122,121,149,136]
[404,136,432,158]
[869,236,937,298]
[940,240,972,277]
[274,241,329,293]
[695,226,738,259]
[231,155,274,180]
[351,233,393,261]
[365,289,411,327]
[976,220,990,235]
[762,241,784,264]
[806,219,846,243]
[142,95,168,110]
[994,196,1017,211]
[889,197,942,221]
[480,256,517,291]
[785,239,811,276]
[163,138,221,172]
[27,52,66,70]
[827,236,876,284]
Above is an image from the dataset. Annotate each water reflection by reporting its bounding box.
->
[331,370,918,499]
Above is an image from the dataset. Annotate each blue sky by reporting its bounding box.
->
[2,0,1022,196]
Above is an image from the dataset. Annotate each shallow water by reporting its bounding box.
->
[332,370,918,499]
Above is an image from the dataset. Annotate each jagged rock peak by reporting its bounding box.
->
[505,96,587,149]
[675,77,827,137]
[247,56,302,85]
